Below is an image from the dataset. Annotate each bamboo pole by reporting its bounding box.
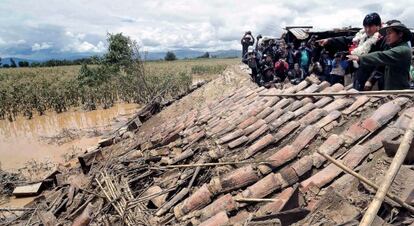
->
[259,90,414,97]
[360,118,414,226]
[152,159,280,169]
[316,150,414,214]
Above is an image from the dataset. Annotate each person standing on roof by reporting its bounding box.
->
[347,21,412,90]
[288,63,305,83]
[274,58,289,82]
[298,42,312,77]
[286,43,296,70]
[318,13,384,90]
[330,52,349,85]
[241,31,255,57]
[261,64,279,88]
[242,46,261,84]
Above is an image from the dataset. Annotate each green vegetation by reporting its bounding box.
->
[0,34,237,121]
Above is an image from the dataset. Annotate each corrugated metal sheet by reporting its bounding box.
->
[287,28,309,40]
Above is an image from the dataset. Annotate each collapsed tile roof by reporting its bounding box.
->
[13,65,414,226]
[129,69,414,225]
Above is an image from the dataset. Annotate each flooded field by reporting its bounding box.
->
[0,103,139,171]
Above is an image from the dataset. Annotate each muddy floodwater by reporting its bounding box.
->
[0,103,139,171]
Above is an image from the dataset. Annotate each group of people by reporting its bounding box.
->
[241,32,308,88]
[241,12,414,90]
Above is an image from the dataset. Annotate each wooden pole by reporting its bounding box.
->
[316,150,414,214]
[360,118,414,226]
[152,159,280,169]
[259,90,414,97]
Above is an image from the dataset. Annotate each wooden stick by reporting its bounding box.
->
[128,187,176,209]
[188,166,201,189]
[153,159,281,169]
[155,188,189,216]
[259,90,414,97]
[25,206,38,226]
[95,178,132,226]
[234,198,278,203]
[360,118,414,226]
[317,150,414,214]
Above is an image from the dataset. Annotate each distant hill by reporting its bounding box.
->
[0,49,241,66]
[0,57,38,66]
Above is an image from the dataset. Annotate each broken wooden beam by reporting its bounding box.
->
[360,117,414,226]
[78,148,104,174]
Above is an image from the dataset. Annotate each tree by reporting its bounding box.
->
[10,58,16,68]
[0,57,2,67]
[18,61,30,67]
[3,64,10,68]
[164,51,177,61]
[104,33,135,70]
[30,62,41,67]
[197,52,210,59]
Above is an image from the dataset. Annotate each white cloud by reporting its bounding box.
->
[32,42,52,51]
[0,0,413,56]
[74,41,105,53]
[61,31,105,53]
[15,39,26,44]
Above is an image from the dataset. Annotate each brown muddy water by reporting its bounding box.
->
[0,103,139,171]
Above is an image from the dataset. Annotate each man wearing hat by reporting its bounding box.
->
[241,31,255,57]
[347,21,412,90]
[318,12,385,90]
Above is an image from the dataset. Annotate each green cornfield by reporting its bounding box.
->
[0,58,238,121]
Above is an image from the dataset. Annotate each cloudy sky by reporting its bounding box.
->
[0,0,413,60]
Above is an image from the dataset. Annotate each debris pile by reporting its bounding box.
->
[3,66,414,225]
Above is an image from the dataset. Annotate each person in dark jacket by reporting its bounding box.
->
[286,43,295,69]
[241,31,255,57]
[242,47,261,84]
[347,22,412,90]
[363,20,402,90]
[318,13,384,90]
[255,34,263,51]
[261,65,278,88]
